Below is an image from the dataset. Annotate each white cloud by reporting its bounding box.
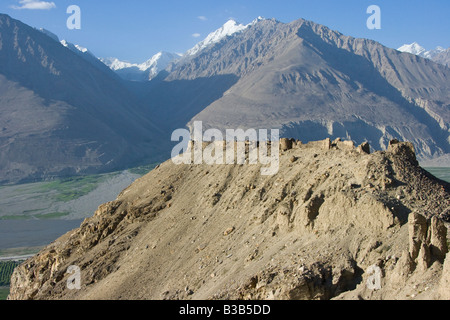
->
[192,33,201,38]
[198,16,207,21]
[11,0,56,10]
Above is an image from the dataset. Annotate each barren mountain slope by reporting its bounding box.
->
[0,14,163,183]
[162,18,450,162]
[8,140,450,300]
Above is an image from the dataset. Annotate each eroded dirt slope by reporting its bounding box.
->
[8,139,450,300]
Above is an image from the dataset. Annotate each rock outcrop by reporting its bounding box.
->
[8,140,450,300]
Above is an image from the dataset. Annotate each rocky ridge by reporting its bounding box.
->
[8,138,449,300]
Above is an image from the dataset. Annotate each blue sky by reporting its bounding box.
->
[1,0,449,63]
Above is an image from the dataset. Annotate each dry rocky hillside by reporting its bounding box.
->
[8,139,450,300]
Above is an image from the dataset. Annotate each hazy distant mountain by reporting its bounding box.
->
[397,42,444,59]
[398,42,450,67]
[159,18,449,162]
[432,48,450,67]
[0,14,163,183]
[100,52,181,81]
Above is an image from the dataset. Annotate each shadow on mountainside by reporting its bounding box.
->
[296,24,450,155]
[136,73,240,138]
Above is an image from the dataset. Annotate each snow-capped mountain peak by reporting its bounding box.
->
[250,16,266,25]
[100,51,182,81]
[140,51,181,71]
[60,39,96,58]
[141,51,182,77]
[186,19,248,56]
[398,42,427,56]
[398,42,446,60]
[100,17,268,80]
[100,57,137,71]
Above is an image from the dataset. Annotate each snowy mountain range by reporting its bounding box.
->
[185,19,249,56]
[100,17,267,81]
[39,17,271,82]
[97,18,251,81]
[2,13,449,183]
[100,52,182,81]
[398,42,450,67]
